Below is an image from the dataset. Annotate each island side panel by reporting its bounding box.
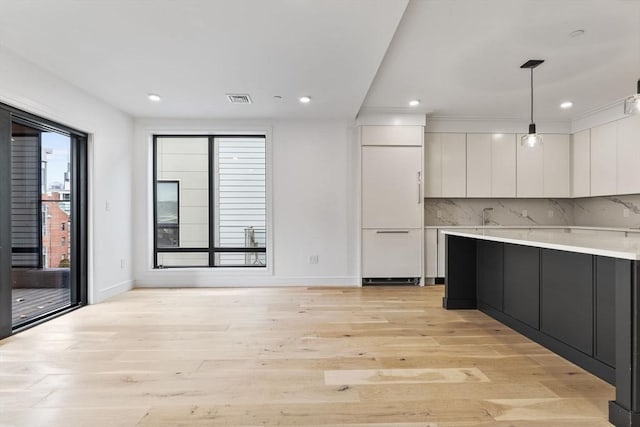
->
[503,244,540,330]
[541,249,594,356]
[476,239,504,311]
[443,235,477,309]
[609,259,640,427]
[595,256,616,368]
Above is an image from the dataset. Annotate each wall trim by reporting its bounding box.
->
[134,276,360,287]
[94,279,134,303]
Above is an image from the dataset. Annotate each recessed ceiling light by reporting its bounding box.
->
[409,99,420,107]
[569,29,585,38]
[299,96,311,104]
[560,101,574,109]
[147,93,161,102]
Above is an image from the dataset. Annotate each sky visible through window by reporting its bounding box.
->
[42,132,70,191]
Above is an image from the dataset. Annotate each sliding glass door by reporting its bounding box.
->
[0,105,87,339]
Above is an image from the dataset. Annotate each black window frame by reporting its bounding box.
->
[153,134,267,269]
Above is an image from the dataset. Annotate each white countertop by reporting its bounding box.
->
[425,225,640,233]
[441,228,640,260]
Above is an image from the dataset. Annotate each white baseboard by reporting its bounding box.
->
[92,279,134,303]
[134,276,360,288]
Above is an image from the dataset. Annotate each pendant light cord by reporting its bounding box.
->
[530,68,534,125]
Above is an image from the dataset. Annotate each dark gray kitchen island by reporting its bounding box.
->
[441,229,640,427]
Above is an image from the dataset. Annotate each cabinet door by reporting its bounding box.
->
[362,229,422,277]
[437,228,446,276]
[617,115,640,195]
[362,146,422,228]
[571,129,591,198]
[516,135,544,197]
[590,122,617,196]
[595,256,616,367]
[425,229,438,278]
[466,134,491,197]
[476,240,503,310]
[504,243,539,329]
[361,125,423,146]
[543,134,570,197]
[424,133,442,197]
[541,249,593,356]
[491,133,516,197]
[441,133,466,197]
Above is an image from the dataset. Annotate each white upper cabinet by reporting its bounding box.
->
[466,134,491,197]
[590,121,617,196]
[491,133,517,197]
[571,129,591,198]
[542,134,570,197]
[424,133,443,197]
[466,133,516,197]
[516,134,544,197]
[616,114,640,195]
[441,133,467,197]
[362,145,423,228]
[516,134,569,197]
[361,125,423,146]
[425,133,466,197]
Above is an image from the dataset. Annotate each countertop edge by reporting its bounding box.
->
[424,225,640,233]
[441,230,640,260]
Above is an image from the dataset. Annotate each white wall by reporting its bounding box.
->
[0,46,134,303]
[132,118,359,286]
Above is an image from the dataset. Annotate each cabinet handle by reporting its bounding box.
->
[417,171,422,204]
[376,230,410,234]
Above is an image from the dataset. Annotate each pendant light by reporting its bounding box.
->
[520,59,545,147]
[624,79,640,115]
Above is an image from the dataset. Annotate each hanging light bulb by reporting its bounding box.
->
[624,79,640,115]
[520,59,545,147]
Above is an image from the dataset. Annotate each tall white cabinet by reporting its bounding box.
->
[361,125,424,284]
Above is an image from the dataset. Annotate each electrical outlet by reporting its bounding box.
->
[120,259,125,269]
[105,200,111,212]
[436,210,442,219]
[624,208,630,218]
[308,255,319,264]
[522,209,528,218]
[547,210,554,218]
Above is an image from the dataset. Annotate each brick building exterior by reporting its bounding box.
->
[41,192,70,268]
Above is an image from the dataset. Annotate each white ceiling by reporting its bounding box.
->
[0,0,638,122]
[363,0,640,122]
[0,0,408,119]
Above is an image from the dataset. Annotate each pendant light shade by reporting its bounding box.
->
[520,59,544,147]
[624,80,640,115]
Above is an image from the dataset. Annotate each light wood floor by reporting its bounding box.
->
[0,286,614,426]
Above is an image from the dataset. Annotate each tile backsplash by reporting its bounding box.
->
[573,195,640,229]
[425,195,640,229]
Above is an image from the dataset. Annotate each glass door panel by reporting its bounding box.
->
[11,122,72,327]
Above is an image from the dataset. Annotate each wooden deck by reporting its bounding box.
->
[0,286,614,426]
[12,288,71,325]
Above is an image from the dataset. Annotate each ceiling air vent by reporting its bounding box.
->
[226,94,252,104]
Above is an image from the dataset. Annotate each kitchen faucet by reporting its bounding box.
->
[482,207,494,226]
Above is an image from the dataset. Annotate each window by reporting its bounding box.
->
[156,181,179,247]
[61,222,65,231]
[153,135,267,268]
[61,237,66,246]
